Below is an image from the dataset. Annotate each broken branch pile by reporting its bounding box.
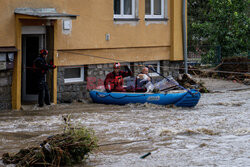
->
[215,56,249,83]
[177,74,209,93]
[183,56,249,84]
[2,118,98,166]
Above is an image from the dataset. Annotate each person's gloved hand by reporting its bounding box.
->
[124,65,132,74]
[124,65,129,71]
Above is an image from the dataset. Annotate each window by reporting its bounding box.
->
[114,0,135,19]
[0,52,15,70]
[64,67,84,83]
[145,0,165,19]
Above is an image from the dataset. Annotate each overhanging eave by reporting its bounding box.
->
[14,8,78,20]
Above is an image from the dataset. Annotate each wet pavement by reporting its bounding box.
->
[0,86,249,166]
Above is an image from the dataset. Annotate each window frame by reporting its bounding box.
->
[64,67,84,83]
[114,0,136,19]
[145,0,165,19]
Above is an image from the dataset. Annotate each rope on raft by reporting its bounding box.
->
[96,92,147,99]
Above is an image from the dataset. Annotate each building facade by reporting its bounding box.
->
[0,0,186,110]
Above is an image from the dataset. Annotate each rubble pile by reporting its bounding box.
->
[185,56,249,84]
[177,74,209,93]
[2,118,98,167]
[215,56,249,84]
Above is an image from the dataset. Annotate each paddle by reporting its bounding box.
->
[146,66,194,95]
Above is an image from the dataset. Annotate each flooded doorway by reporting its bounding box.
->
[21,26,46,102]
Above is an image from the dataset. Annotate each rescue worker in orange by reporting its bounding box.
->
[104,63,132,92]
[33,49,56,107]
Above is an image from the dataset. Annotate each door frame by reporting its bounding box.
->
[21,34,45,102]
[13,16,58,110]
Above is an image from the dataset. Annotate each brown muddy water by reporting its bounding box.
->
[0,90,249,167]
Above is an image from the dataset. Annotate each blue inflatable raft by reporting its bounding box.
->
[89,89,201,107]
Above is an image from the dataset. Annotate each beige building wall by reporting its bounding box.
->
[0,0,170,48]
[0,0,185,65]
[0,0,186,110]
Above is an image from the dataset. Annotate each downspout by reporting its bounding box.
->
[182,0,188,74]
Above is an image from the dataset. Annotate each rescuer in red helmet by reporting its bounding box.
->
[33,49,56,107]
[104,62,132,92]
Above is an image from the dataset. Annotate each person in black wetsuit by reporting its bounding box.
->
[33,49,56,107]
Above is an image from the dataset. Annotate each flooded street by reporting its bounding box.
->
[0,89,249,167]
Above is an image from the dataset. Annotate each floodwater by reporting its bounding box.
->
[0,90,249,167]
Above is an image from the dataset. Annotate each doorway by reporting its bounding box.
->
[22,34,45,102]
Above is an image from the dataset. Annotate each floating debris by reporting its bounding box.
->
[199,143,207,148]
[177,74,210,93]
[2,115,98,167]
[197,128,219,135]
[140,152,151,159]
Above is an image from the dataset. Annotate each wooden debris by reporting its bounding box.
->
[177,74,210,93]
[2,116,98,167]
[187,56,249,83]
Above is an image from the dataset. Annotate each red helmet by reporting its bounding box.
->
[113,62,121,69]
[40,49,48,55]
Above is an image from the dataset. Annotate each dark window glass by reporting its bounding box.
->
[154,0,161,15]
[145,0,151,15]
[124,0,132,15]
[65,68,81,79]
[114,0,121,14]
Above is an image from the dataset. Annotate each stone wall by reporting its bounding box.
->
[57,67,87,103]
[85,60,182,87]
[161,60,182,78]
[87,63,113,85]
[0,70,12,110]
[57,60,182,103]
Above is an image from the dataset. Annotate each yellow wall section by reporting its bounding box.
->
[0,0,186,63]
[57,46,171,66]
[0,0,172,50]
[56,0,171,50]
[170,0,184,61]
[52,21,58,104]
[12,16,22,110]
